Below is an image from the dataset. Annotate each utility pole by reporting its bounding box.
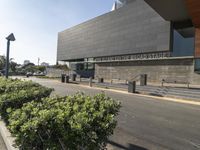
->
[38,57,40,66]
[5,33,15,79]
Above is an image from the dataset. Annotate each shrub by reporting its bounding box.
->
[0,78,41,94]
[0,77,53,123]
[36,76,60,80]
[8,93,121,150]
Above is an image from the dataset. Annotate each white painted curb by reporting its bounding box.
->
[0,120,18,150]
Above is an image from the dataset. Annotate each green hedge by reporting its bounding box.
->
[0,79,41,94]
[8,93,121,150]
[0,77,121,149]
[0,77,53,123]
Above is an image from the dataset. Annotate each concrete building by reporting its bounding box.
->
[57,0,200,84]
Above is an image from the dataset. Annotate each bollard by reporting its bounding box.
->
[65,75,69,83]
[89,77,92,87]
[77,75,81,82]
[72,74,76,81]
[128,81,136,93]
[98,78,104,83]
[144,74,147,86]
[61,74,65,83]
[140,74,147,86]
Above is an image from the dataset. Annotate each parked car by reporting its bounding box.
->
[33,72,45,76]
[39,72,46,76]
[26,72,33,77]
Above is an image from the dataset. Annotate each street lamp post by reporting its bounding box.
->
[5,33,15,79]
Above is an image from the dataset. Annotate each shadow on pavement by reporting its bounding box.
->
[149,93,164,97]
[108,140,148,150]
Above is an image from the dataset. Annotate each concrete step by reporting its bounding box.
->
[94,82,200,101]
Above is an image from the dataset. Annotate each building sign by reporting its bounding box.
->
[94,52,171,62]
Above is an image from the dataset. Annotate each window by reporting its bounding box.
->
[172,27,195,57]
[194,59,200,72]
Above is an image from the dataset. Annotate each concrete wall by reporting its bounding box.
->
[57,0,171,61]
[46,68,69,77]
[46,68,94,78]
[95,58,200,84]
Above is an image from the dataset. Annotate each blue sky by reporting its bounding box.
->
[0,0,115,65]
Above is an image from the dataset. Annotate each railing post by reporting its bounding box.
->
[61,74,65,83]
[111,79,113,84]
[72,74,76,81]
[140,74,147,86]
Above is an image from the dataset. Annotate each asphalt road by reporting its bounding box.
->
[27,78,200,150]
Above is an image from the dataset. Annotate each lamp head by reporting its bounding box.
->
[6,33,15,41]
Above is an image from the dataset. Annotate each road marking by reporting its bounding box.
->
[76,84,200,106]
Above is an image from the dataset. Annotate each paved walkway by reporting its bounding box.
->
[0,134,7,150]
[26,77,200,150]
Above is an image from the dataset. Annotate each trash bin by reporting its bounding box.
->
[65,75,69,83]
[98,78,104,83]
[72,74,76,81]
[61,74,65,83]
[140,74,147,86]
[128,81,136,93]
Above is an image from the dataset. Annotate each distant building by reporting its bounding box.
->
[41,62,49,67]
[23,60,30,65]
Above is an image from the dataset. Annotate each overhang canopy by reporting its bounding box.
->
[144,0,200,28]
[144,0,189,22]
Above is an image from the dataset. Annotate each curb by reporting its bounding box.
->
[0,120,18,150]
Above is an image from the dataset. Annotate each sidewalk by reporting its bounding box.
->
[0,133,7,150]
[0,120,17,150]
[73,78,200,102]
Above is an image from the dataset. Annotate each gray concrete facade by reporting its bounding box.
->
[46,68,69,77]
[57,0,200,84]
[57,0,171,61]
[95,58,200,85]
